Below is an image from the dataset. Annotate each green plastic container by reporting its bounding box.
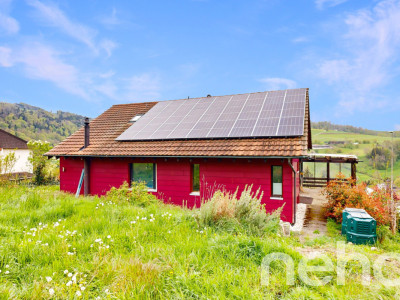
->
[346,212,377,245]
[342,208,368,235]
[346,231,377,245]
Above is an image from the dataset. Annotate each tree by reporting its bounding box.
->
[28,140,52,185]
[0,152,17,182]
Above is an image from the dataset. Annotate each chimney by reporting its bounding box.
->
[84,117,90,148]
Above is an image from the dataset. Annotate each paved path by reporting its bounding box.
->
[300,187,328,238]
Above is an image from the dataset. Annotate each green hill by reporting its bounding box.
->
[311,122,400,183]
[0,102,85,145]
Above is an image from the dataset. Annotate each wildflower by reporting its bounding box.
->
[46,276,52,282]
[168,231,171,234]
[5,271,9,274]
[107,235,111,239]
[68,273,73,277]
[136,216,139,219]
[95,238,102,243]
[66,280,72,286]
[81,286,86,291]
[5,265,9,268]
[49,288,55,296]
[67,252,74,255]
[64,270,68,274]
[106,245,109,249]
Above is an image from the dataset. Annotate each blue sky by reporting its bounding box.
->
[0,0,400,131]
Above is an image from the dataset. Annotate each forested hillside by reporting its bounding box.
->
[0,102,85,145]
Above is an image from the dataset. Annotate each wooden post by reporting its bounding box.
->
[351,162,357,185]
[84,158,90,196]
[327,162,330,183]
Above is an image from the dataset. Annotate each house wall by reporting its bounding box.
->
[59,156,297,223]
[0,149,32,174]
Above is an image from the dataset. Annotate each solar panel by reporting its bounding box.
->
[116,88,307,141]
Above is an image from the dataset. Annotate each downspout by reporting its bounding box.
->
[287,159,297,225]
[83,117,90,196]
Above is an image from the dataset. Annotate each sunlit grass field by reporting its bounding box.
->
[1,185,400,299]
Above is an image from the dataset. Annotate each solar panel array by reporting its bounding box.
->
[116,88,307,141]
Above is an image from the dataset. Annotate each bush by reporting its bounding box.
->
[394,177,400,188]
[105,181,158,206]
[323,176,391,226]
[195,185,282,236]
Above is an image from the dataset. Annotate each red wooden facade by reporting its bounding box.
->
[60,156,300,223]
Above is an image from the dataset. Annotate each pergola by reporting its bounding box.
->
[300,153,359,187]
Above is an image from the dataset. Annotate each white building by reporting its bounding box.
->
[0,129,32,174]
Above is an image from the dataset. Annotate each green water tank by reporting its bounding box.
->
[342,208,368,235]
[346,212,377,245]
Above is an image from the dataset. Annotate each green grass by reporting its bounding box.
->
[312,129,400,183]
[1,185,400,298]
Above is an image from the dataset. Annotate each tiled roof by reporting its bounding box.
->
[0,129,28,149]
[46,90,312,157]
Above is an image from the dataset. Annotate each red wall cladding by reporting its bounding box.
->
[60,157,296,223]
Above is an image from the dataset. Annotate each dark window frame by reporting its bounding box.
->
[130,163,157,190]
[271,165,283,197]
[191,164,200,193]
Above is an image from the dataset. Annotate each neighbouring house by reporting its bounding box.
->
[46,88,312,223]
[0,129,32,174]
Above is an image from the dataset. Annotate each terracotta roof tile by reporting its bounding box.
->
[46,91,311,157]
[0,129,28,149]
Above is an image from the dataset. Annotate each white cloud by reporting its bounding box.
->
[395,124,400,131]
[315,0,349,10]
[27,0,117,56]
[259,77,297,90]
[0,0,19,35]
[100,8,121,27]
[1,42,89,99]
[0,46,12,67]
[100,39,118,57]
[292,36,309,43]
[317,0,400,113]
[124,73,161,101]
[0,12,19,34]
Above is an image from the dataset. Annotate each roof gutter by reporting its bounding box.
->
[47,154,308,159]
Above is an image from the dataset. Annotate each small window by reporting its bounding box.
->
[272,166,283,197]
[192,164,200,192]
[131,163,156,190]
[129,114,144,123]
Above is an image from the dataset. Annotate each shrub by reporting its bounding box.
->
[105,181,157,206]
[195,185,282,236]
[28,140,59,185]
[323,176,391,226]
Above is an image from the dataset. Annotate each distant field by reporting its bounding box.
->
[311,129,400,183]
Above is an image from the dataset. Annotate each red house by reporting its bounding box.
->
[46,88,312,223]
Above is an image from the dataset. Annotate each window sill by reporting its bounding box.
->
[190,191,200,196]
[148,189,157,193]
[270,197,283,200]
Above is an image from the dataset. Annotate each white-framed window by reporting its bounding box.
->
[271,165,283,197]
